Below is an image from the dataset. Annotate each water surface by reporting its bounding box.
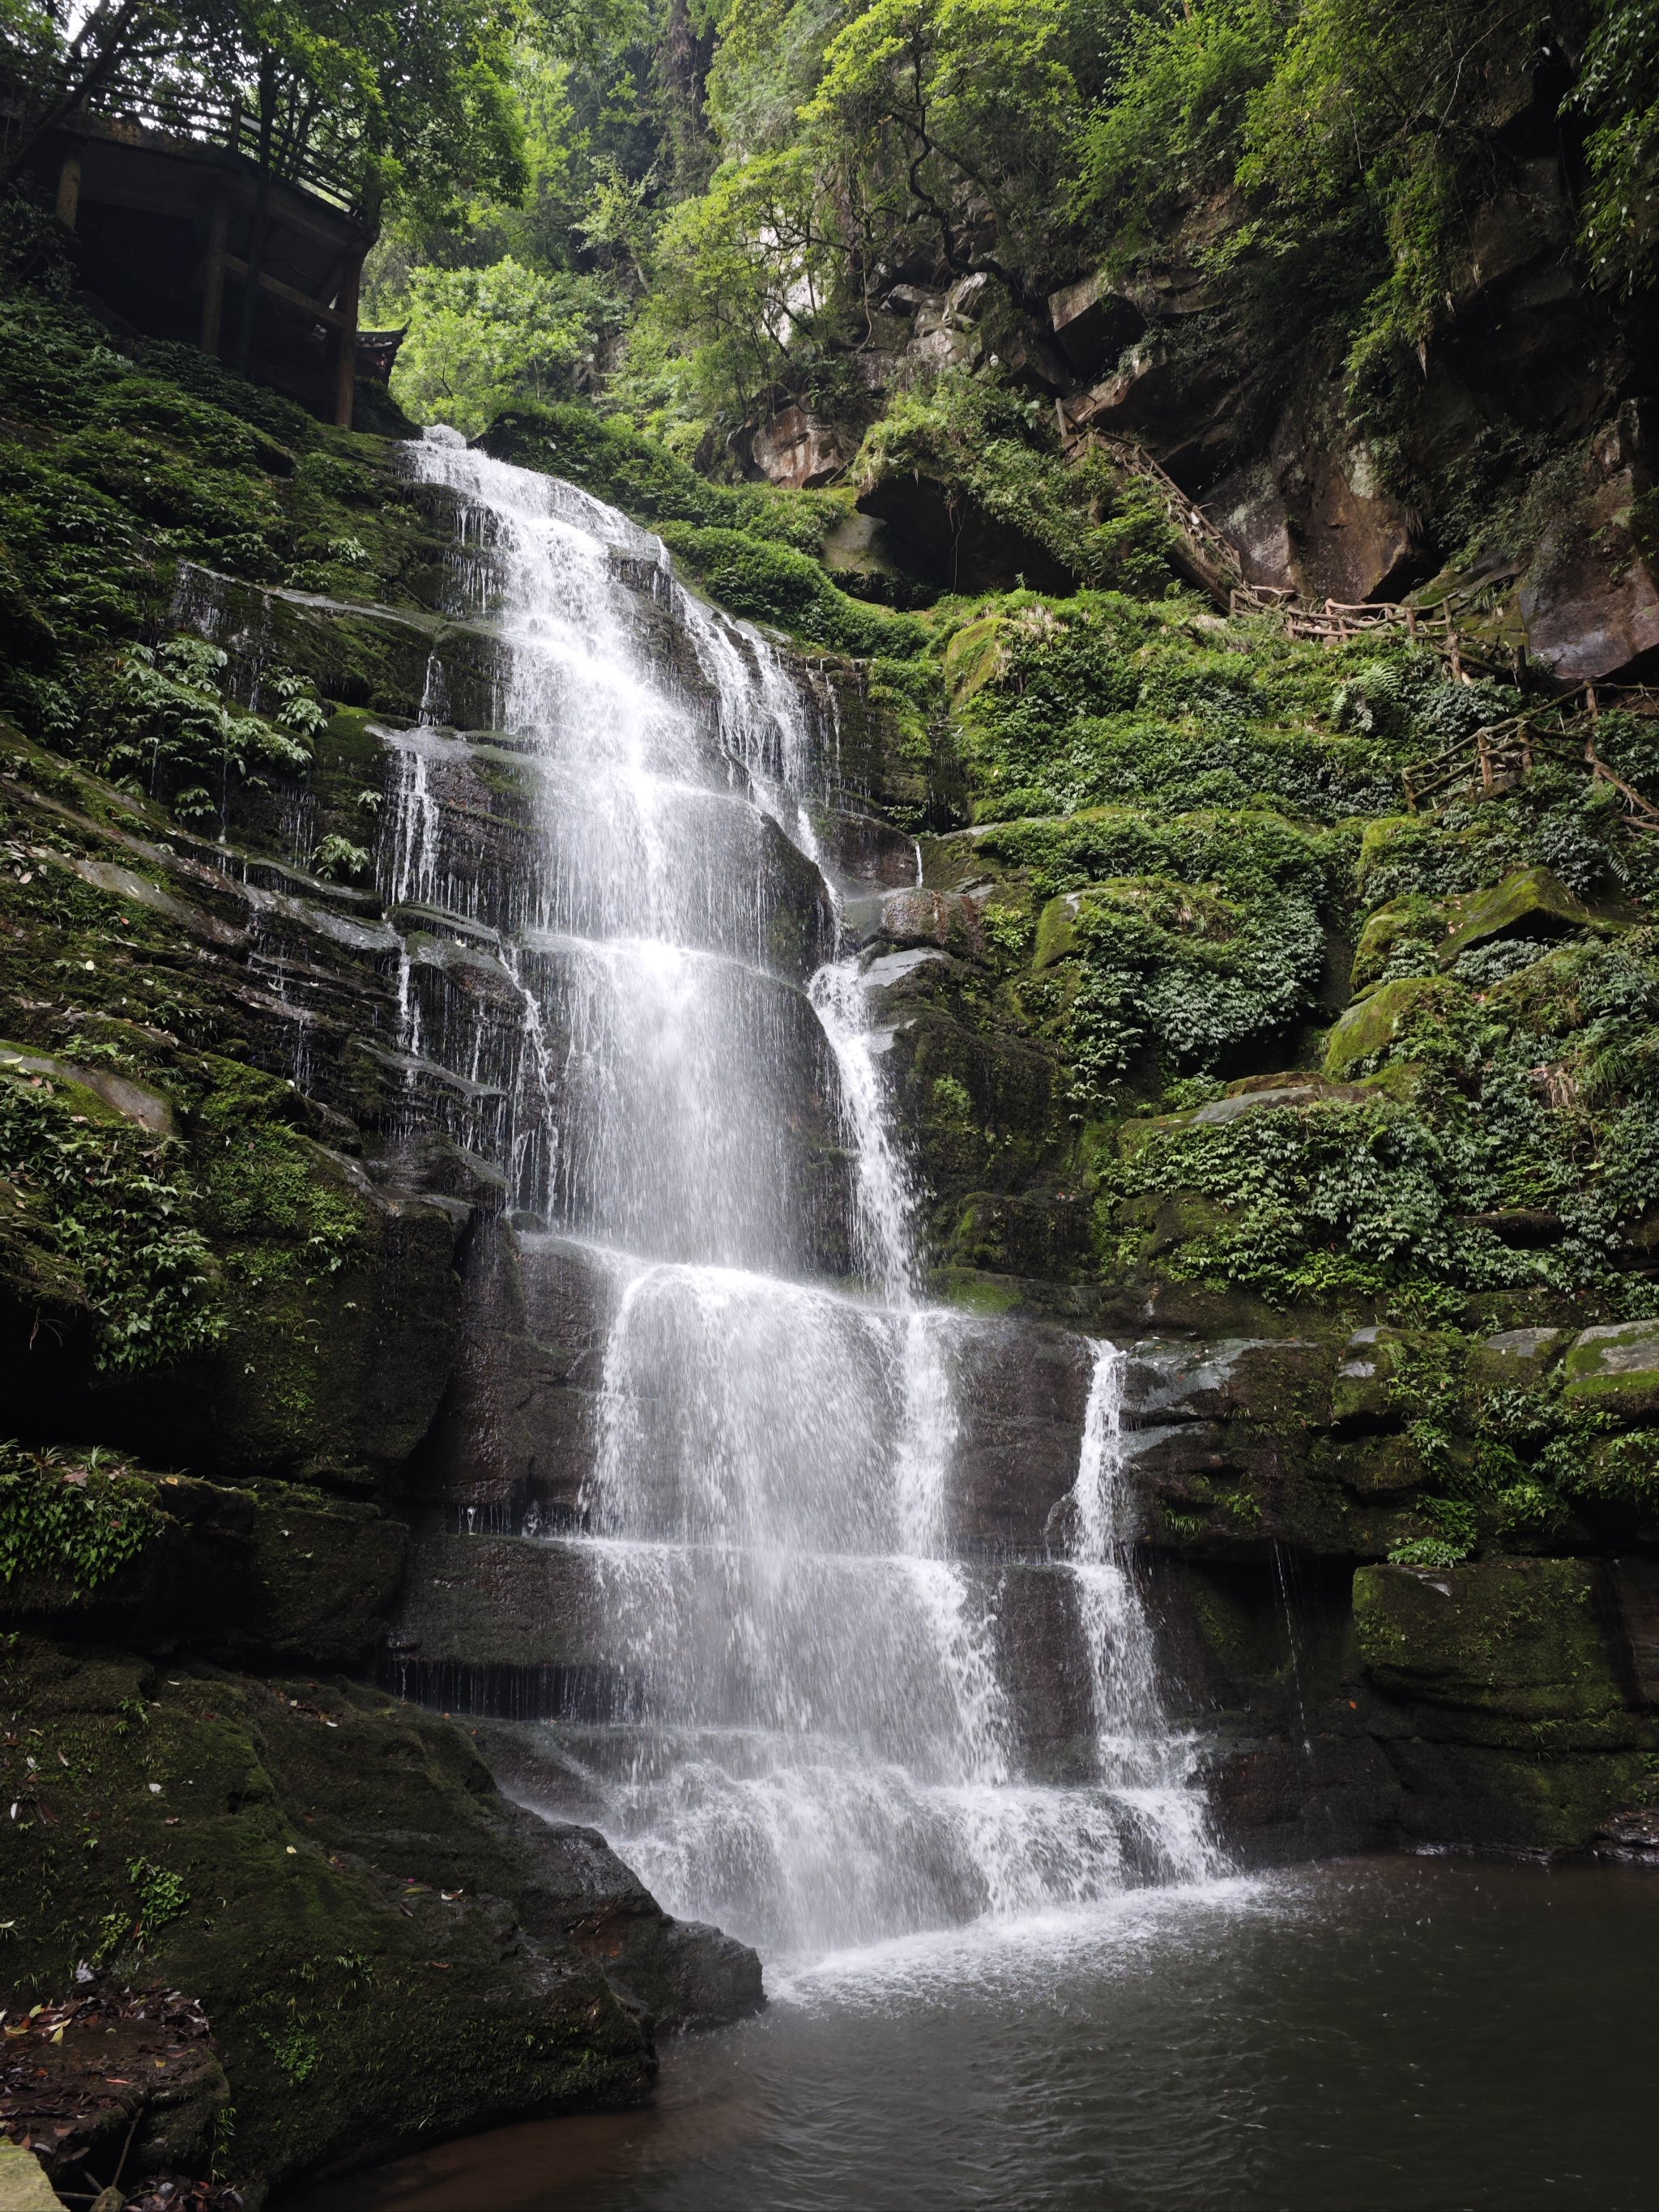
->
[291,1856,1659,2212]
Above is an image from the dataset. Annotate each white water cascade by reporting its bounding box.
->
[390,427,1214,1955]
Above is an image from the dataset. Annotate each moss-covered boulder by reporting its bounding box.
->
[1563,1320,1659,1421]
[1438,864,1639,963]
[1466,1325,1571,1394]
[1353,1558,1631,1730]
[1322,974,1463,1074]
[1350,892,1448,991]
[1117,1074,1370,1159]
[0,1638,760,2200]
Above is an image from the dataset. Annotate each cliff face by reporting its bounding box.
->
[742,51,1659,688]
[3,266,1659,2197]
[0,304,764,2206]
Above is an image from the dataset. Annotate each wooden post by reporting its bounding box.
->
[334,250,363,429]
[1406,606,1417,641]
[1478,728,1494,792]
[1449,633,1464,684]
[199,187,230,357]
[54,149,82,230]
[1586,684,1599,719]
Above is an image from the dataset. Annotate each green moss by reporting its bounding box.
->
[1350,892,1449,990]
[1353,1558,1637,1737]
[941,613,1007,705]
[1324,975,1465,1075]
[1438,864,1639,964]
[1562,1322,1659,1421]
[659,522,928,657]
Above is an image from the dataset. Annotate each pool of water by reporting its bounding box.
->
[288,1857,1659,2212]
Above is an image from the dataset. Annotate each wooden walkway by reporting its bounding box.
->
[1401,687,1659,827]
[1056,409,1658,825]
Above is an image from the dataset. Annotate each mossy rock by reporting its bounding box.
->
[1353,1558,1635,1734]
[1,1043,177,1136]
[1333,1434,1427,1497]
[1117,1075,1371,1159]
[1466,1326,1571,1396]
[1329,1326,1420,1427]
[942,614,1005,705]
[1438,864,1639,964]
[1350,892,1448,991]
[0,2140,61,2209]
[2,1458,405,1668]
[1562,1320,1659,1422]
[0,1639,726,2195]
[1322,974,1464,1075]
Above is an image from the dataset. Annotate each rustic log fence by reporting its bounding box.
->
[1401,688,1659,826]
[1056,414,1658,825]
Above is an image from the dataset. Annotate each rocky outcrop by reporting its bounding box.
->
[752,407,844,490]
[0,432,773,2206]
[1518,405,1659,680]
[0,1635,761,2201]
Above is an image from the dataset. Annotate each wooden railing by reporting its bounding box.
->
[1402,687,1659,826]
[67,79,364,215]
[1230,582,1515,684]
[1057,408,1243,603]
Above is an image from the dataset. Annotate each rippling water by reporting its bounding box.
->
[289,1857,1659,2212]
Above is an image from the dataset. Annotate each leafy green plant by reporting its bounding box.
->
[0,1075,221,1372]
[0,1445,162,1593]
[126,1856,190,1938]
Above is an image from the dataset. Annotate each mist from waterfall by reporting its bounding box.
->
[392,427,1214,1955]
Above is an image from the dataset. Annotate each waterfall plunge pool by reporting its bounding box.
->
[288,1855,1659,2212]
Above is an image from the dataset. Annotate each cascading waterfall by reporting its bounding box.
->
[1069,1345,1217,1885]
[390,425,1214,1955]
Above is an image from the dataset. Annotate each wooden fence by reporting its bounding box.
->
[58,79,363,215]
[1402,687,1659,826]
[1047,417,1659,827]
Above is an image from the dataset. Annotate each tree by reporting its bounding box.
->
[1575,0,1659,295]
[638,143,844,421]
[388,255,614,429]
[1,0,527,223]
[803,0,1084,310]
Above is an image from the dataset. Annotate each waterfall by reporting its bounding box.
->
[1069,1344,1217,1886]
[385,428,1214,1955]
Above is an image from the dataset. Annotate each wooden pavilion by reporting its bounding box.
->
[21,91,397,427]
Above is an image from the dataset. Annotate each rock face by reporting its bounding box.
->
[1518,407,1659,680]
[0,433,772,2206]
[1013,147,1656,667]
[752,406,844,490]
[0,1637,729,2195]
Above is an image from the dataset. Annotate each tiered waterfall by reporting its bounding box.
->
[386,428,1214,1955]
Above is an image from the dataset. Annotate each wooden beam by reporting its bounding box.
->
[223,254,348,329]
[335,251,362,428]
[199,189,230,356]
